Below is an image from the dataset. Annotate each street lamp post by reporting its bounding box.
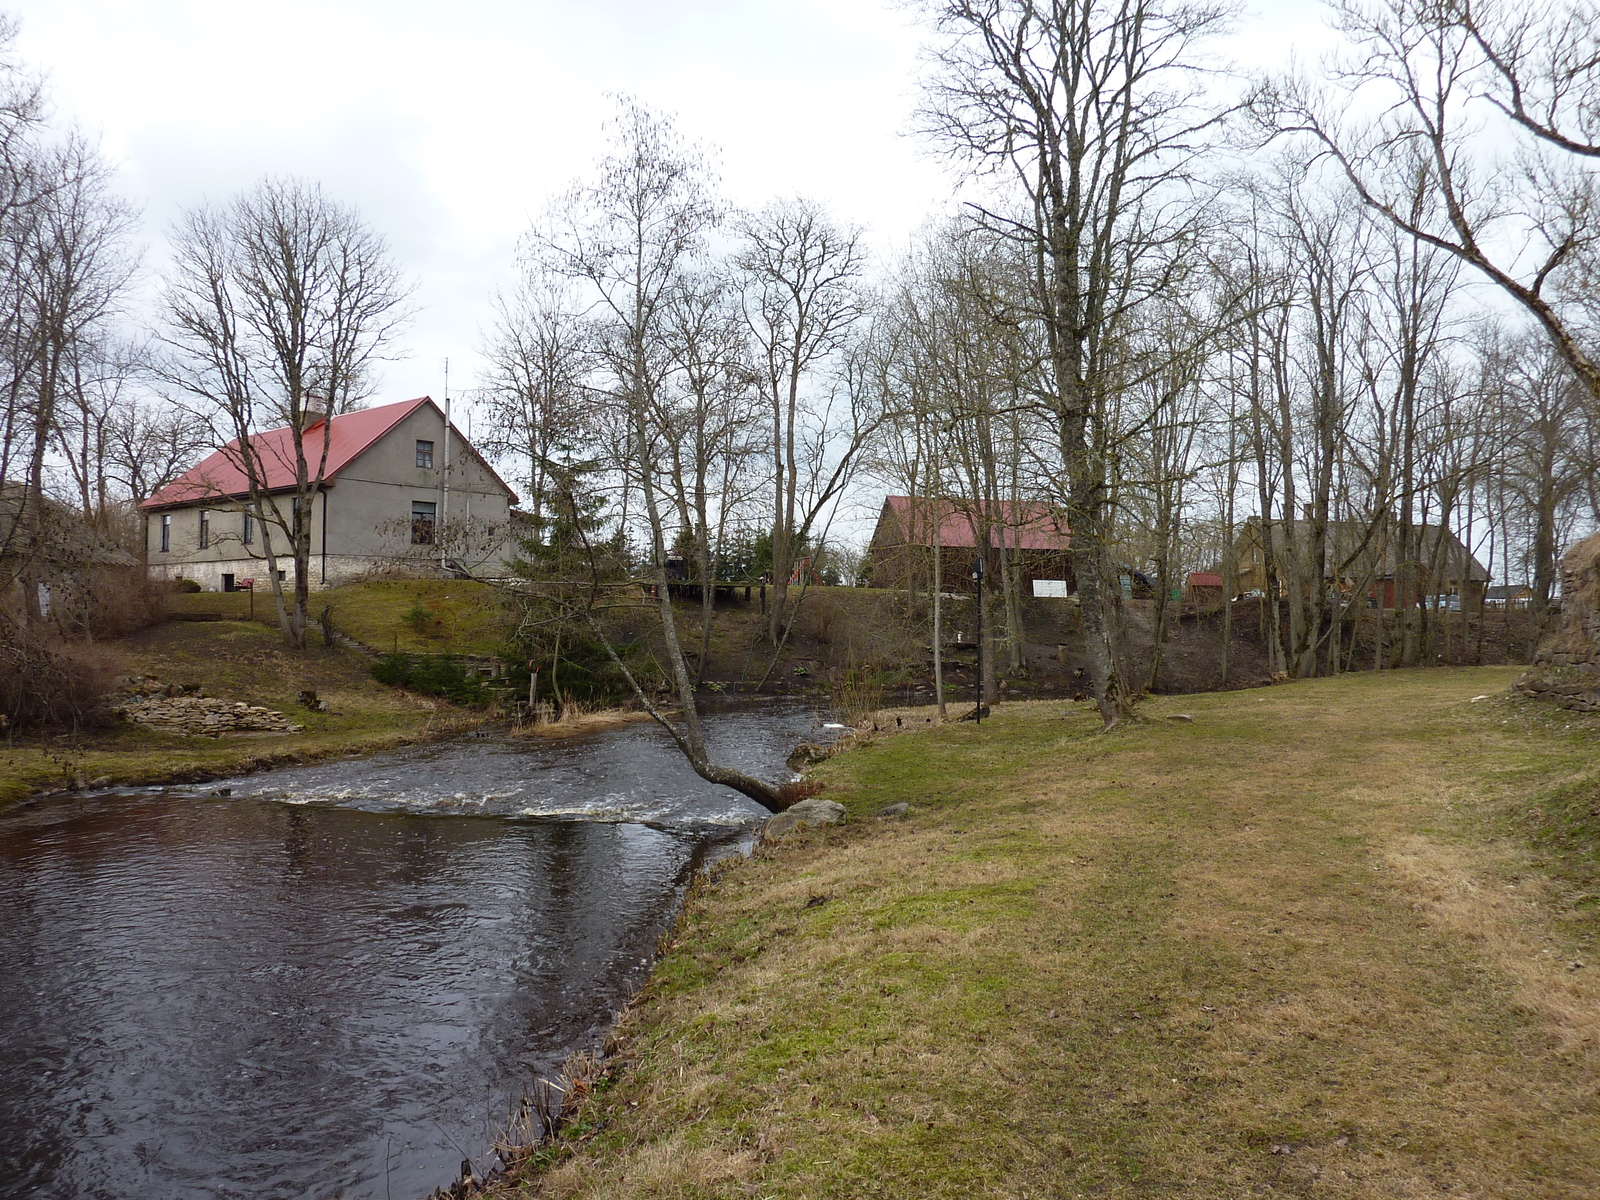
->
[970,555,985,725]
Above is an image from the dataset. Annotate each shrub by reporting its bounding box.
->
[829,663,886,725]
[505,632,662,707]
[400,595,446,638]
[174,578,202,593]
[371,653,492,706]
[0,618,120,732]
[777,778,826,806]
[82,567,167,636]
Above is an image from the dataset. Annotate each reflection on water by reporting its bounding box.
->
[0,702,830,1199]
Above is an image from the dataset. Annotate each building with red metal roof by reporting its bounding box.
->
[140,397,520,591]
[867,495,1074,592]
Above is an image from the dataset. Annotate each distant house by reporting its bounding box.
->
[139,397,520,591]
[1232,516,1489,609]
[1185,571,1225,604]
[867,496,1073,592]
[1,484,140,627]
[1484,584,1534,609]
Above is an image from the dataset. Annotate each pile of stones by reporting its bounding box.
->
[1514,665,1600,712]
[112,678,304,736]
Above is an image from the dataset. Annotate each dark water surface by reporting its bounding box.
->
[0,702,834,1200]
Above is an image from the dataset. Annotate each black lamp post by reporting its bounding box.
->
[970,555,985,725]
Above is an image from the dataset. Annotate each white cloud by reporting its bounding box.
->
[9,0,1332,417]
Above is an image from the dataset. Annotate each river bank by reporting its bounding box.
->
[479,666,1600,1200]
[0,699,831,1199]
[0,617,480,807]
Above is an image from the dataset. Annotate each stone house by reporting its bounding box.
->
[139,396,519,591]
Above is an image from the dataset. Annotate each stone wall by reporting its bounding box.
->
[1515,531,1600,710]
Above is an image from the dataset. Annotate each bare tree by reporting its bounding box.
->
[531,99,788,812]
[1268,0,1600,406]
[736,197,873,644]
[479,278,598,538]
[659,272,764,679]
[159,178,411,649]
[917,0,1234,728]
[103,390,212,506]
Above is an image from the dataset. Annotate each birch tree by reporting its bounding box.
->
[735,197,872,644]
[530,99,788,812]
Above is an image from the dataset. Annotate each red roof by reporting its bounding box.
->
[143,397,440,509]
[878,496,1070,551]
[1187,572,1224,588]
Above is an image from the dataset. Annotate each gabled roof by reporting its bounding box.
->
[875,496,1071,551]
[1238,517,1490,583]
[141,397,516,509]
[0,484,138,567]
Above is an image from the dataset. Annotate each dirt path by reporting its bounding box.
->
[500,667,1598,1199]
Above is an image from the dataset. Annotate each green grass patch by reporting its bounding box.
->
[0,618,477,806]
[173,578,515,655]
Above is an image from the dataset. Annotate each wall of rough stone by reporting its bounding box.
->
[1542,531,1600,666]
[1515,531,1600,709]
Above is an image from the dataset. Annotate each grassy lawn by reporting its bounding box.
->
[0,618,477,805]
[502,666,1600,1199]
[172,577,516,656]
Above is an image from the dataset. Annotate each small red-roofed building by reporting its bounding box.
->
[1185,571,1225,604]
[867,495,1073,592]
[139,397,519,591]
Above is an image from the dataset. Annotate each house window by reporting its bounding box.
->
[198,510,210,549]
[416,439,434,468]
[160,513,171,553]
[411,500,437,545]
[242,512,254,545]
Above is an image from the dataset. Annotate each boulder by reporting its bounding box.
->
[877,802,911,819]
[786,742,833,771]
[763,797,846,840]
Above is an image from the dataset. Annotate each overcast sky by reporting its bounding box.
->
[9,0,1334,476]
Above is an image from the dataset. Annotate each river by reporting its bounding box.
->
[0,702,833,1200]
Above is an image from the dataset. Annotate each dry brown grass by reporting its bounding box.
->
[495,667,1600,1199]
[507,703,654,740]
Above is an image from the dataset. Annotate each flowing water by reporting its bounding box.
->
[0,702,834,1200]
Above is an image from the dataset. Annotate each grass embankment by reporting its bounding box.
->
[502,666,1600,1199]
[171,577,514,655]
[0,618,477,806]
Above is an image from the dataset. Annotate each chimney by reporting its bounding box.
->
[302,394,329,426]
[1302,503,1314,522]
